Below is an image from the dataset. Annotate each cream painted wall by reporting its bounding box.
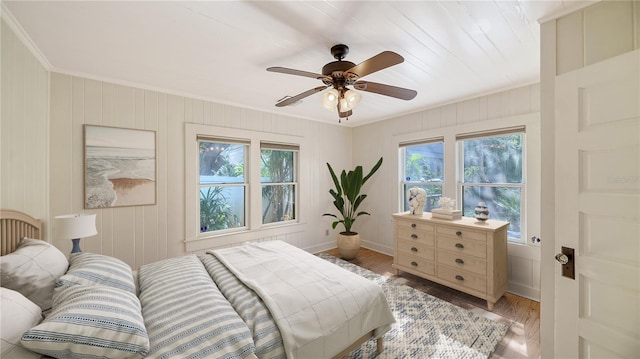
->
[352,84,543,300]
[48,73,352,268]
[0,17,49,233]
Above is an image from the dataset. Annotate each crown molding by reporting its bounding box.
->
[1,2,52,70]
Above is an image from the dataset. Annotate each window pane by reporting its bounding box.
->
[199,142,245,184]
[200,186,244,232]
[404,142,444,182]
[402,184,442,213]
[260,150,294,183]
[262,184,295,224]
[462,134,523,183]
[462,186,521,239]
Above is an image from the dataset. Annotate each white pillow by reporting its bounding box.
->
[0,288,42,359]
[56,252,136,294]
[21,284,150,359]
[0,237,69,311]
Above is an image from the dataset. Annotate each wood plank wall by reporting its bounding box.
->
[47,74,353,268]
[0,18,50,231]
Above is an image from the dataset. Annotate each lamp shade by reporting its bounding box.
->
[342,89,361,110]
[54,214,97,240]
[321,89,339,110]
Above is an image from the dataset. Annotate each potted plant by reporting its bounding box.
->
[323,157,383,259]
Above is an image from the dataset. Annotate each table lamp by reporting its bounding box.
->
[55,214,97,253]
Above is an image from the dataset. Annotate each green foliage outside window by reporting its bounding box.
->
[198,141,245,233]
[461,134,523,238]
[200,187,241,231]
[261,149,295,224]
[402,142,444,212]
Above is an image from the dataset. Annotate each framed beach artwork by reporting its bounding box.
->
[84,125,157,208]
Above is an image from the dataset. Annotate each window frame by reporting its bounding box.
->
[185,124,307,251]
[197,137,249,235]
[399,137,445,213]
[260,142,299,226]
[456,128,526,243]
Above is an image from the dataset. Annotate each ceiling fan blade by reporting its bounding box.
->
[267,67,328,80]
[275,85,329,107]
[344,51,404,78]
[354,81,417,100]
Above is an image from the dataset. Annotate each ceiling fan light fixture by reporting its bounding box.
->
[343,89,361,109]
[338,98,349,113]
[269,44,416,123]
[321,88,339,110]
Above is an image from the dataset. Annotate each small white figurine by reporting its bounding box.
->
[407,187,427,215]
[437,197,455,210]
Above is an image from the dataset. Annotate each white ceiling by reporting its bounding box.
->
[4,1,576,127]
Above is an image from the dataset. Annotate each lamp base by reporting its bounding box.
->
[71,238,82,253]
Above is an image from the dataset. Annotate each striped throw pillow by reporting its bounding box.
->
[56,252,136,294]
[21,285,150,359]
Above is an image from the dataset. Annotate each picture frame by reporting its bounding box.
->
[84,125,157,209]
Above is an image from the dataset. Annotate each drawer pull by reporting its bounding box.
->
[411,223,417,228]
[455,275,464,281]
[455,243,464,249]
[411,247,418,252]
[456,231,462,236]
[455,258,464,264]
[411,234,418,239]
[411,261,418,267]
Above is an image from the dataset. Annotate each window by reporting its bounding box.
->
[198,138,247,234]
[400,138,444,213]
[186,124,305,247]
[457,127,525,241]
[260,142,298,224]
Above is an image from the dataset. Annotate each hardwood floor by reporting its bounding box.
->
[322,247,541,359]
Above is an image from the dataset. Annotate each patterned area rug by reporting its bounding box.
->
[318,254,509,359]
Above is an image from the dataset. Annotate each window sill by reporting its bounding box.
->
[184,222,308,252]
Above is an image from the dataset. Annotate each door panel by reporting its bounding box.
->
[555,49,639,358]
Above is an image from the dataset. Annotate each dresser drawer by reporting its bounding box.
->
[398,228,435,246]
[396,219,435,233]
[436,236,487,259]
[398,240,435,261]
[437,250,486,275]
[437,226,486,241]
[437,266,487,294]
[397,253,435,276]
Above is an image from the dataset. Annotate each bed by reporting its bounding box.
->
[0,209,394,359]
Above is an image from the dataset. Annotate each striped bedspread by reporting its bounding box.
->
[137,255,257,359]
[199,254,286,359]
[137,241,394,359]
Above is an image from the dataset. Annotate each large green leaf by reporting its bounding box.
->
[323,157,383,233]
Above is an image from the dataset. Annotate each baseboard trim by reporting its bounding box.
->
[361,240,393,256]
[508,282,540,302]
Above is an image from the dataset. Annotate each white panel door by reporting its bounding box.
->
[554,49,640,358]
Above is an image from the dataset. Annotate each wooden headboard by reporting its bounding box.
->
[0,209,42,255]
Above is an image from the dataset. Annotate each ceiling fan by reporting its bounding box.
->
[267,44,417,123]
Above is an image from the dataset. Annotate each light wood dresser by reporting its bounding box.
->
[391,212,509,310]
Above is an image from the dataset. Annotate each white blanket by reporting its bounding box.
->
[210,241,395,359]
